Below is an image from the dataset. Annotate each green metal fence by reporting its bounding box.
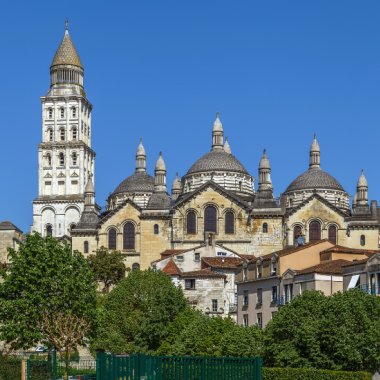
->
[97,352,262,380]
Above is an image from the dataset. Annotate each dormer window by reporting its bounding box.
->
[60,108,64,118]
[48,108,53,119]
[60,129,65,141]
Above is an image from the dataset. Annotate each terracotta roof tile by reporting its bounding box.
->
[201,257,244,268]
[295,259,352,275]
[161,260,182,276]
[181,268,226,279]
[320,245,380,258]
[160,249,188,259]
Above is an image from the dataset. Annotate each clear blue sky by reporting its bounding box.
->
[1,1,380,232]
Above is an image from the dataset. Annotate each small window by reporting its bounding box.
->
[72,153,77,166]
[257,313,262,329]
[72,108,76,118]
[217,252,227,256]
[225,212,234,234]
[272,286,277,302]
[257,265,262,279]
[361,235,365,246]
[214,270,225,274]
[84,241,89,253]
[243,267,248,281]
[154,224,159,234]
[301,282,307,294]
[257,288,262,304]
[46,154,51,166]
[61,108,64,118]
[59,153,64,166]
[185,279,195,289]
[49,129,53,141]
[109,229,116,250]
[212,299,218,312]
[293,225,302,245]
[194,253,200,262]
[263,223,268,233]
[48,108,53,119]
[187,212,196,234]
[328,225,337,245]
[60,129,65,141]
[271,261,277,275]
[244,291,249,306]
[72,128,77,140]
[132,263,140,271]
[176,255,183,261]
[243,314,249,327]
[46,225,52,236]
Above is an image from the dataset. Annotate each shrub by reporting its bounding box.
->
[263,367,371,379]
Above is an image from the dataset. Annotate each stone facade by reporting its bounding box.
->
[0,221,23,263]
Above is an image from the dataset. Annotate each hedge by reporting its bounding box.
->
[263,367,372,380]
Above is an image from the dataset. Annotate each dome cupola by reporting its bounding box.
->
[224,137,231,154]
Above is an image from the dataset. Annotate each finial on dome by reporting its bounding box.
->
[216,111,219,119]
[224,136,231,154]
[314,133,316,139]
[309,134,320,168]
[160,151,162,156]
[65,19,68,34]
[259,149,270,170]
[362,169,364,174]
[263,149,266,155]
[176,172,178,176]
[140,138,142,144]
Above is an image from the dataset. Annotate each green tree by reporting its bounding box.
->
[0,233,98,376]
[90,268,188,355]
[262,289,380,374]
[88,246,126,292]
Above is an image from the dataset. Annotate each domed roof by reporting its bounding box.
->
[51,21,83,68]
[155,152,166,171]
[357,170,368,187]
[285,167,345,193]
[259,149,270,170]
[186,150,249,175]
[113,172,155,194]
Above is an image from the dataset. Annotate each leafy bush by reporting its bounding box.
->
[263,367,371,379]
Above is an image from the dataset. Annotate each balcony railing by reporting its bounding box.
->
[229,303,237,312]
[277,295,294,306]
[257,298,262,304]
[243,299,249,306]
[271,295,278,303]
[360,284,380,295]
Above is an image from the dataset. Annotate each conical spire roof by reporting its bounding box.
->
[212,112,223,132]
[155,152,166,171]
[310,133,320,153]
[172,173,182,191]
[85,176,94,193]
[357,169,368,187]
[259,149,271,169]
[51,20,83,69]
[224,137,231,154]
[136,138,146,156]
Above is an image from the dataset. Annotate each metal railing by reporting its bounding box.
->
[257,298,262,304]
[277,295,294,306]
[244,299,249,306]
[229,303,237,312]
[360,283,380,295]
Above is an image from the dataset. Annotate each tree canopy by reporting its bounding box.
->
[90,267,188,355]
[88,246,126,292]
[262,289,380,374]
[0,232,98,350]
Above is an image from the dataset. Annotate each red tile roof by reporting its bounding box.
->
[181,268,226,279]
[160,249,188,258]
[201,257,244,268]
[295,259,352,275]
[320,245,380,258]
[161,259,182,276]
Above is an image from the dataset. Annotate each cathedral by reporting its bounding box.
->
[32,22,380,270]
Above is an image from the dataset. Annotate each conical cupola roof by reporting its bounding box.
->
[172,173,181,191]
[357,169,368,187]
[224,137,231,154]
[259,149,271,169]
[51,20,83,69]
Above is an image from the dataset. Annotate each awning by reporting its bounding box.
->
[347,274,360,289]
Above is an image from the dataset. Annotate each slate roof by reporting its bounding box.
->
[252,189,281,211]
[320,245,380,257]
[162,260,182,276]
[295,259,352,275]
[0,221,22,233]
[71,211,99,233]
[186,151,249,175]
[113,172,155,195]
[145,192,171,210]
[181,268,226,279]
[285,167,345,193]
[201,257,244,268]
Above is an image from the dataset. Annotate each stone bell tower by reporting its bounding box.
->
[32,20,96,237]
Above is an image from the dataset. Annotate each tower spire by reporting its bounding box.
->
[211,112,224,151]
[65,18,68,34]
[309,133,320,169]
[154,152,167,192]
[136,138,146,172]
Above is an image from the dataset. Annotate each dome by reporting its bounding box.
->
[285,167,345,193]
[357,170,368,187]
[51,22,83,68]
[213,112,223,132]
[259,149,270,170]
[155,152,166,171]
[186,150,249,175]
[113,172,155,194]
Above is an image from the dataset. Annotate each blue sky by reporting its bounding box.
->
[1,1,380,232]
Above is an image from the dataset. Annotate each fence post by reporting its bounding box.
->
[21,359,27,380]
[53,350,57,380]
[201,356,206,380]
[254,357,262,380]
[136,354,146,379]
[96,349,106,380]
[26,358,30,380]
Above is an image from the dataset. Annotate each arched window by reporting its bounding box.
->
[72,128,77,140]
[60,129,65,141]
[72,153,77,166]
[361,235,365,246]
[187,212,196,234]
[48,108,53,119]
[72,107,76,118]
[293,226,302,245]
[60,108,64,118]
[154,224,159,234]
[59,153,64,166]
[132,263,140,271]
[225,212,234,234]
[46,225,52,236]
[84,241,89,253]
[109,229,116,250]
[328,226,337,245]
[204,206,217,233]
[123,223,135,250]
[309,221,321,242]
[46,154,51,166]
[263,223,268,233]
[48,129,53,141]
